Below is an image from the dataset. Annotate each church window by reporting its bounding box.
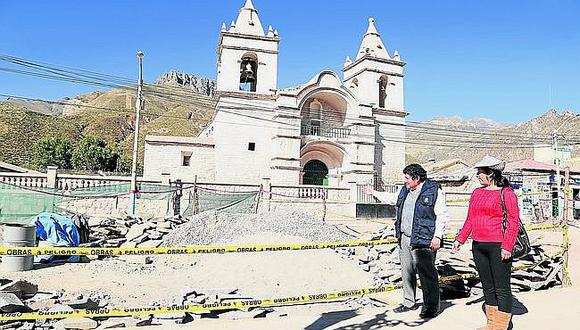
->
[181,152,192,166]
[378,76,388,108]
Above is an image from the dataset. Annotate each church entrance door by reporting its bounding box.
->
[302,160,328,186]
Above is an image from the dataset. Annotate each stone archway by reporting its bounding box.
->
[302,160,328,186]
[300,141,347,186]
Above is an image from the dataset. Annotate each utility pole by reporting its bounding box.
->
[552,113,580,221]
[553,131,562,221]
[563,166,572,287]
[564,167,570,224]
[129,51,144,217]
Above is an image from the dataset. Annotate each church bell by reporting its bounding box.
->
[240,62,255,82]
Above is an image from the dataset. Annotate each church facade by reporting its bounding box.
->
[144,0,407,187]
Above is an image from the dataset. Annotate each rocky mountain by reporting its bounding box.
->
[422,116,507,129]
[5,97,68,116]
[156,71,216,97]
[407,110,580,165]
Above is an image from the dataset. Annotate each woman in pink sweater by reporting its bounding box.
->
[453,156,520,330]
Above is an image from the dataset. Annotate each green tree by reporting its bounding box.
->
[32,136,72,170]
[116,155,133,173]
[102,144,123,172]
[72,136,122,172]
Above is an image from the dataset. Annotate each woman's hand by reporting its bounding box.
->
[430,237,441,252]
[501,249,512,261]
[452,240,462,253]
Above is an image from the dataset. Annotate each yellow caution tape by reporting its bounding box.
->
[0,285,399,321]
[447,191,556,204]
[443,233,457,240]
[0,239,398,257]
[0,223,563,257]
[0,244,566,322]
[525,223,563,231]
[446,198,470,203]
[520,191,553,197]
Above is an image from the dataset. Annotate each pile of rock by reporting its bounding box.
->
[84,215,186,249]
[509,246,564,292]
[335,244,401,288]
[159,288,272,323]
[339,225,564,296]
[163,210,354,247]
[0,279,111,330]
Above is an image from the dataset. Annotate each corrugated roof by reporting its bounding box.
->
[505,159,580,174]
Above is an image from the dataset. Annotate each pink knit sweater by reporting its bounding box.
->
[456,187,520,252]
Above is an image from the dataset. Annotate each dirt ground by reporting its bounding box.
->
[129,224,580,329]
[138,286,580,330]
[0,218,576,329]
[142,227,580,330]
[0,232,375,307]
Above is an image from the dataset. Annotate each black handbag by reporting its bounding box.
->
[501,188,531,259]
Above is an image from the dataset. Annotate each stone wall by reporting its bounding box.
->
[57,197,169,219]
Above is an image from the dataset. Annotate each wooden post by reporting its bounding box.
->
[253,184,262,214]
[564,167,570,225]
[563,167,572,287]
[193,175,199,215]
[173,179,183,217]
[322,192,327,223]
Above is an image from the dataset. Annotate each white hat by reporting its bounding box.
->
[473,155,506,171]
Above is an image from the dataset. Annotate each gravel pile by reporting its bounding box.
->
[163,210,354,246]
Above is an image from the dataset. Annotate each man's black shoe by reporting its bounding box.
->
[419,309,439,319]
[393,304,418,313]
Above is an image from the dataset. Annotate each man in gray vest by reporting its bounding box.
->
[366,164,448,318]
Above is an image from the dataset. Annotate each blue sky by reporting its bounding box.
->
[1,0,579,123]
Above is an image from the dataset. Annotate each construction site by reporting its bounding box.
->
[0,173,577,329]
[1,1,580,329]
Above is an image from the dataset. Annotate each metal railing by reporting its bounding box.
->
[300,124,351,139]
[269,185,350,201]
[357,183,400,204]
[0,171,160,190]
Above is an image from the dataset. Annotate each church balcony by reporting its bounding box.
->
[300,124,351,139]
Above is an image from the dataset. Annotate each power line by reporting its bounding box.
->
[0,54,134,87]
[6,93,580,150]
[0,93,300,133]
[0,54,562,141]
[2,54,580,147]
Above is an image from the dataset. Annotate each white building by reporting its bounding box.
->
[533,143,572,165]
[144,0,407,187]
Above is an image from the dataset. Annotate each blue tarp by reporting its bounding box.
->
[34,212,80,247]
[33,212,80,262]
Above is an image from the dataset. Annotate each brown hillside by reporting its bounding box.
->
[0,85,214,170]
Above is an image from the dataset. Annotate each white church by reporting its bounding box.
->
[144,0,407,188]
